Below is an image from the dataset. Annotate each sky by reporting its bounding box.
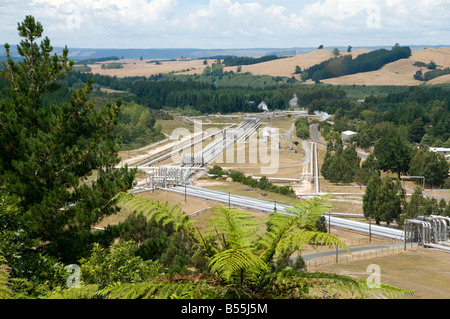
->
[0,0,449,49]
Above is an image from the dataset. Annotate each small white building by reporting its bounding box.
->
[341,130,357,141]
[429,147,450,161]
[429,147,450,155]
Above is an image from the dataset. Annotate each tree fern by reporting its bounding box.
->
[207,207,259,250]
[296,271,414,299]
[45,284,100,299]
[284,194,334,225]
[208,247,268,283]
[114,192,199,243]
[258,213,298,264]
[259,195,344,265]
[260,268,414,299]
[276,230,347,258]
[98,277,222,299]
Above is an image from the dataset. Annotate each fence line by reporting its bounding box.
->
[189,207,213,218]
[306,244,419,270]
[301,237,396,253]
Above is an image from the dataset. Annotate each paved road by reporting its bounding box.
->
[404,187,450,201]
[310,123,326,146]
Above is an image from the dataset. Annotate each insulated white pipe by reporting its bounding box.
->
[314,142,320,194]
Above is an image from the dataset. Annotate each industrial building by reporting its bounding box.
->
[341,130,357,142]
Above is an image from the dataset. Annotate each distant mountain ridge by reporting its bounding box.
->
[2,44,449,61]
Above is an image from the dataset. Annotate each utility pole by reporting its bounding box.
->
[228,192,231,208]
[369,217,372,243]
[404,223,407,251]
[328,211,331,234]
[336,245,338,263]
[184,183,187,203]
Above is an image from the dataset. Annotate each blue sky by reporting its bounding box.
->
[1,0,449,49]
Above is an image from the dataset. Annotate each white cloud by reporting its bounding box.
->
[227,1,263,17]
[259,26,274,35]
[263,4,286,17]
[1,0,449,48]
[385,0,402,7]
[30,0,178,27]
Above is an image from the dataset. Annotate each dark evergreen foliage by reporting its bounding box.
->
[409,147,449,187]
[321,146,361,184]
[55,71,349,115]
[373,131,412,178]
[0,16,136,264]
[73,56,120,65]
[302,45,412,81]
[202,55,286,66]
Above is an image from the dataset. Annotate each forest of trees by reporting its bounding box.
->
[319,89,450,189]
[294,117,310,139]
[414,68,450,81]
[336,85,450,149]
[73,56,120,65]
[321,138,361,184]
[203,55,286,67]
[363,175,450,226]
[115,102,164,150]
[101,62,124,69]
[320,126,449,222]
[57,69,349,115]
[301,45,412,82]
[0,74,165,151]
[316,82,450,226]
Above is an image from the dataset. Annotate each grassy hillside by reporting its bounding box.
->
[83,48,450,86]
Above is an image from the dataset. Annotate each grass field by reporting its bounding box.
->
[85,48,450,86]
[313,247,450,299]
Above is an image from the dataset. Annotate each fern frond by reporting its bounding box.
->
[258,214,297,264]
[277,230,349,257]
[0,254,11,299]
[208,207,259,249]
[259,196,334,264]
[209,248,268,282]
[45,284,101,299]
[98,278,221,299]
[115,191,200,243]
[284,195,332,226]
[296,271,414,299]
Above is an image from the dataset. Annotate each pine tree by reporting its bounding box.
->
[363,173,382,223]
[0,16,136,263]
[377,177,402,226]
[321,145,360,184]
[409,147,449,187]
[355,153,380,186]
[373,130,411,178]
[363,175,403,225]
[408,117,426,143]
